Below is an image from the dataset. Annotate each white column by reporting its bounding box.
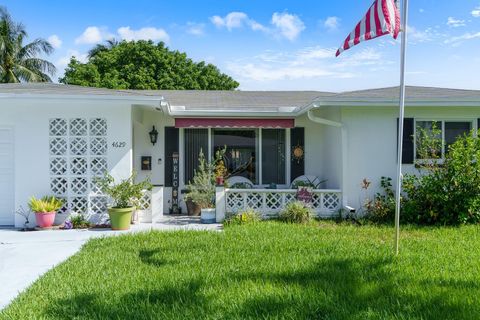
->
[215,186,226,223]
[151,186,164,223]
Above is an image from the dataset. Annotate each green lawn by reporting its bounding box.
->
[2,222,480,319]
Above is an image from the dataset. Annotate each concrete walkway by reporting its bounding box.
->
[0,216,222,310]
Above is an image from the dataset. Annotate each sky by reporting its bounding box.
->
[3,0,480,92]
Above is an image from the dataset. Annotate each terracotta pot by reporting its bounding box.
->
[216,176,224,186]
[35,212,56,228]
[185,199,201,216]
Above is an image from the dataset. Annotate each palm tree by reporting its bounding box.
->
[0,7,56,83]
[87,38,119,59]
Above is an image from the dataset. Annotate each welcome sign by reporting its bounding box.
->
[172,152,180,214]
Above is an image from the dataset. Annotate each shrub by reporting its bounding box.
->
[28,196,63,213]
[69,214,91,229]
[225,208,261,226]
[186,148,226,209]
[403,131,480,225]
[279,201,312,223]
[362,177,396,223]
[95,172,151,209]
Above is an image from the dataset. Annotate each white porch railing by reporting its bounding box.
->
[224,188,342,218]
[136,189,152,223]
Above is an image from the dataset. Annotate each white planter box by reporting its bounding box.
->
[200,208,216,224]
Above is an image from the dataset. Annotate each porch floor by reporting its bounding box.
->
[154,215,223,231]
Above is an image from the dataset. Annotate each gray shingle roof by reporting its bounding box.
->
[150,90,332,109]
[2,83,480,111]
[0,83,150,97]
[0,83,332,110]
[326,86,480,102]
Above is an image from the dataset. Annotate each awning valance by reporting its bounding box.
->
[175,118,294,129]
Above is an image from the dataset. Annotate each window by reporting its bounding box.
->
[183,128,288,186]
[415,120,472,160]
[445,122,471,150]
[213,129,258,184]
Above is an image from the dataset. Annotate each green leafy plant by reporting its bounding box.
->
[279,201,312,224]
[402,130,480,225]
[69,214,92,229]
[28,196,63,213]
[186,148,226,209]
[230,182,253,189]
[225,208,261,226]
[94,172,152,208]
[215,158,227,180]
[362,176,396,223]
[291,177,327,189]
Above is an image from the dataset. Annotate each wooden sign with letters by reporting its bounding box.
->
[172,152,179,214]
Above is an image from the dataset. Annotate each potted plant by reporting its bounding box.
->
[95,172,152,230]
[184,193,201,216]
[28,196,64,228]
[215,158,227,186]
[187,148,225,223]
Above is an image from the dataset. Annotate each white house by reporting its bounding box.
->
[1,83,479,227]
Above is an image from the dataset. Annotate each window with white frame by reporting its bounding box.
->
[415,120,473,160]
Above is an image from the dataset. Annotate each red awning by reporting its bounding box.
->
[175,118,294,129]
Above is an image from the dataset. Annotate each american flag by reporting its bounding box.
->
[336,0,400,57]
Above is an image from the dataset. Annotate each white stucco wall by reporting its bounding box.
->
[132,108,174,213]
[297,108,342,190]
[341,106,480,211]
[0,98,134,227]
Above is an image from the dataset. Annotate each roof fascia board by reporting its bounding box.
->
[169,111,297,117]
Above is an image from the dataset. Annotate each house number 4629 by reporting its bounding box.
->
[112,141,126,148]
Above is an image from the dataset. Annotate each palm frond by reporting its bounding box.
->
[13,65,37,82]
[0,7,55,83]
[18,38,54,59]
[23,57,56,76]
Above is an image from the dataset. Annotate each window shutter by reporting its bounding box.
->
[397,118,414,164]
[184,129,208,184]
[290,127,305,182]
[164,127,179,187]
[262,129,286,184]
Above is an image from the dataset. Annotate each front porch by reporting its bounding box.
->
[133,103,345,222]
[138,185,342,223]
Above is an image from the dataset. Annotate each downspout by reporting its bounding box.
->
[306,108,351,211]
[307,109,342,127]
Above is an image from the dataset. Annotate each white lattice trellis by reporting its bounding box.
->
[49,118,108,221]
[225,188,342,217]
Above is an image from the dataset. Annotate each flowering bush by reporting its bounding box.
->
[225,208,261,226]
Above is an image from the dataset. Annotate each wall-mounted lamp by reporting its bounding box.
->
[149,126,158,146]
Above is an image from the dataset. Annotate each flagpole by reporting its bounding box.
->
[394,0,409,255]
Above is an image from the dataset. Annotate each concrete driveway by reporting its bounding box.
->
[0,218,222,310]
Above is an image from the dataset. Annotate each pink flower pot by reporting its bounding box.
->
[35,212,56,228]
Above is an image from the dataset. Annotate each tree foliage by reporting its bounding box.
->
[60,40,239,90]
[0,7,56,83]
